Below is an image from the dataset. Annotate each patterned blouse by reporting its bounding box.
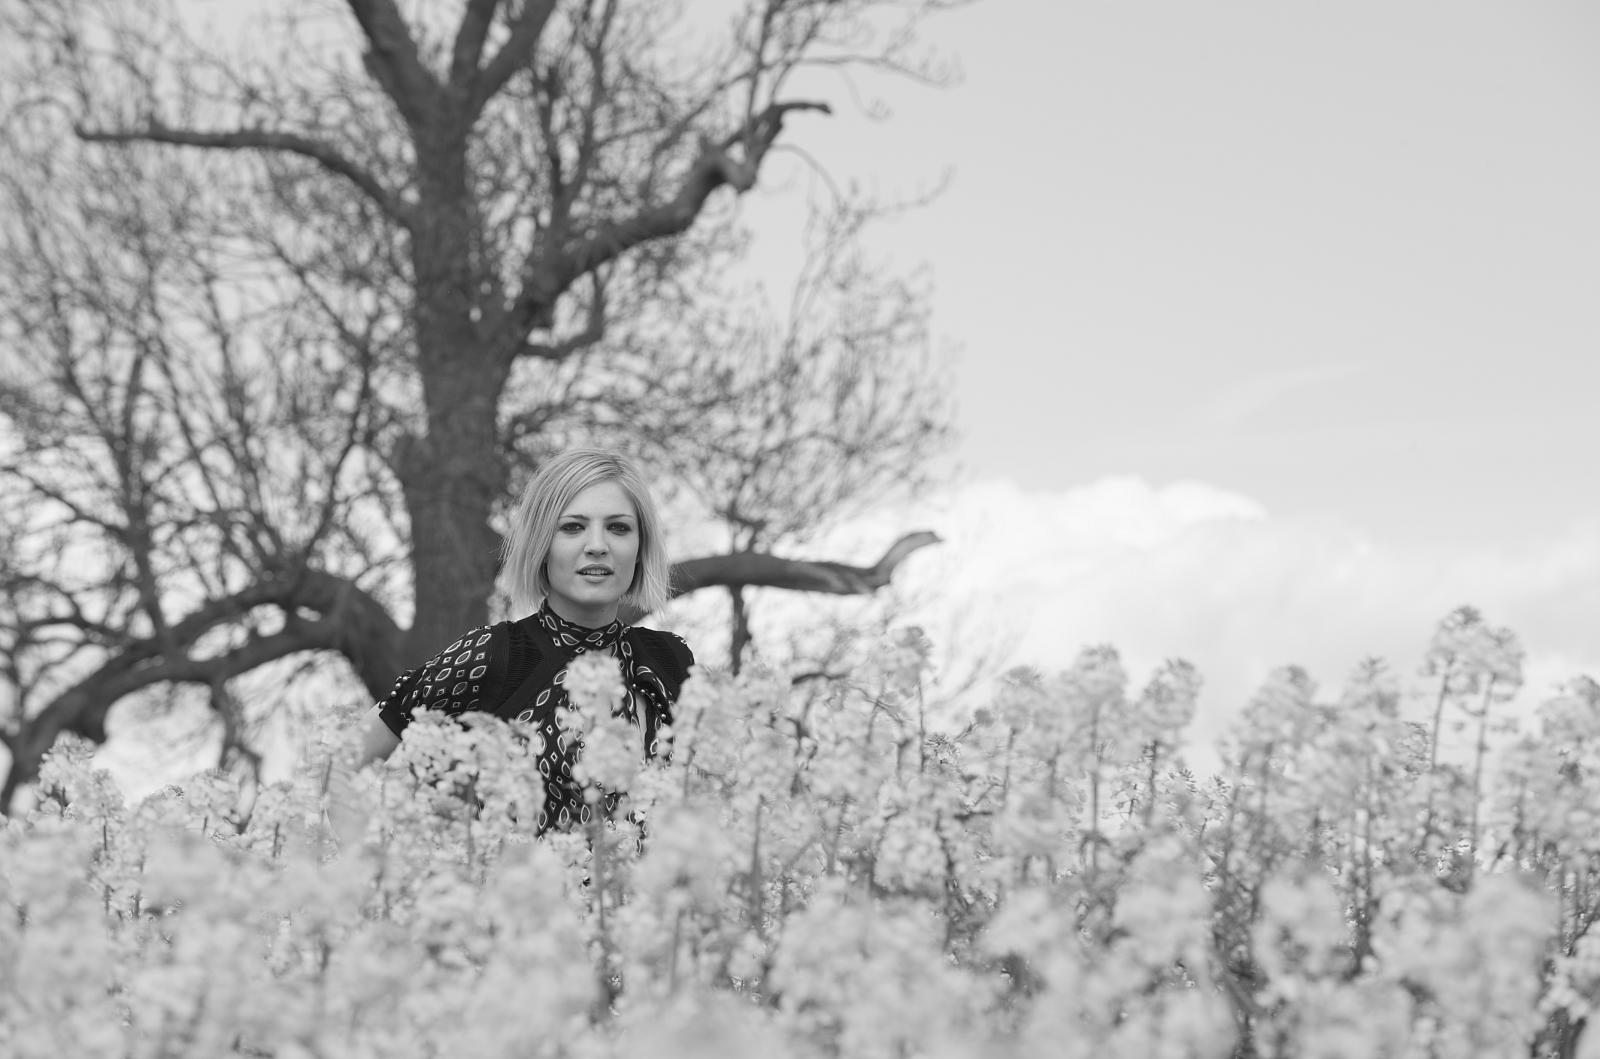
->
[374,603,694,831]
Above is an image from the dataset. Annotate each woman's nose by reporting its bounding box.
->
[584,529,608,554]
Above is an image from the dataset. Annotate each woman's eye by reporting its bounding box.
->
[609,523,633,535]
[559,521,583,533]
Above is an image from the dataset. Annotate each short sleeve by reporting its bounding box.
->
[628,627,694,704]
[667,633,695,675]
[374,625,502,737]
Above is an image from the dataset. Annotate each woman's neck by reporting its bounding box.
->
[544,596,619,629]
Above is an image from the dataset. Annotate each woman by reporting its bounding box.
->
[346,448,694,834]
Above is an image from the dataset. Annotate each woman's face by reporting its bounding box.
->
[542,479,640,626]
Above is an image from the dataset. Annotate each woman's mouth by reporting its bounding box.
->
[577,565,612,578]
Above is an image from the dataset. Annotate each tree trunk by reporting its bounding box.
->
[394,419,505,663]
[397,128,511,663]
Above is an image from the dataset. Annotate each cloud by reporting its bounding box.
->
[870,475,1600,754]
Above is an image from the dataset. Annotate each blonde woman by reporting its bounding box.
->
[347,449,693,833]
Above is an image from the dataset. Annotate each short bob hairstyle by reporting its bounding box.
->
[501,448,671,618]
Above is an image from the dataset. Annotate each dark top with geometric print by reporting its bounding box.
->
[374,609,694,832]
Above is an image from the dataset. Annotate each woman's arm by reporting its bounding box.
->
[325,623,505,844]
[353,708,401,768]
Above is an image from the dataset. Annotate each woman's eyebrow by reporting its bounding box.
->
[559,512,636,520]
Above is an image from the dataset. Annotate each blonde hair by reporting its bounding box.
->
[502,449,671,617]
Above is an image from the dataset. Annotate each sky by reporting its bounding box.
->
[743,0,1600,547]
[723,0,1600,745]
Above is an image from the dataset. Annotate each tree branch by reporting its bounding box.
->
[624,530,940,622]
[74,123,408,225]
[515,100,830,332]
[345,0,440,130]
[449,0,502,90]
[473,0,559,113]
[570,100,830,275]
[519,272,607,361]
[6,620,339,799]
[0,568,406,807]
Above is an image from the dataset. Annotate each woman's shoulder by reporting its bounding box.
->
[627,625,694,673]
[434,622,505,660]
[417,618,544,695]
[375,621,513,733]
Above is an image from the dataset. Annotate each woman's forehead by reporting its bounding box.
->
[563,479,637,517]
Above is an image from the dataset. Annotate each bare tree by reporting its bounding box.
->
[0,0,963,806]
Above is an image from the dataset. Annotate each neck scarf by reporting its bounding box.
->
[535,601,671,756]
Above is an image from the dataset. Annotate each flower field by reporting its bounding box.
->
[5,614,1600,1058]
